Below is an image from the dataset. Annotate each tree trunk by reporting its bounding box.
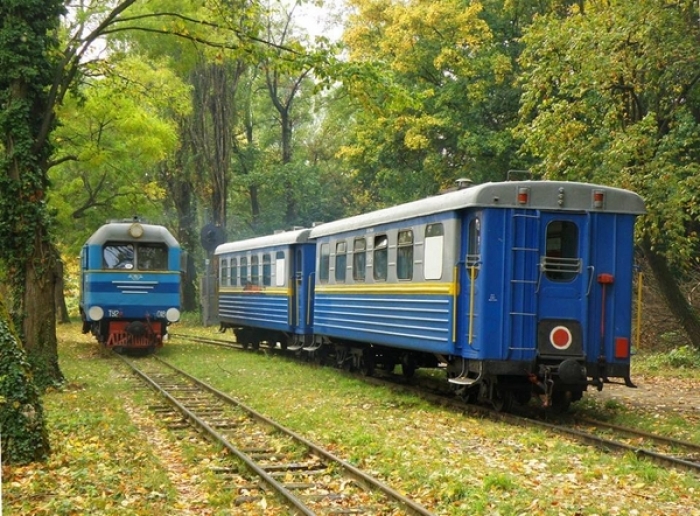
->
[23,236,64,388]
[642,239,700,349]
[54,259,70,324]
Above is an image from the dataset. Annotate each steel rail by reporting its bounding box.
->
[116,353,316,516]
[172,332,700,475]
[574,416,700,453]
[117,352,436,515]
[151,355,436,516]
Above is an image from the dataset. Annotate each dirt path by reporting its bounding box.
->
[588,374,700,414]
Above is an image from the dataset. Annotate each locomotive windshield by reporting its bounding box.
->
[103,242,168,270]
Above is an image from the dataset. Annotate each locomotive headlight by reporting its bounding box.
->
[88,306,104,321]
[166,308,181,322]
[128,223,144,238]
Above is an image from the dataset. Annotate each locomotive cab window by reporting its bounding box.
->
[335,241,347,282]
[373,235,388,281]
[103,243,134,269]
[543,220,581,281]
[138,244,168,270]
[424,223,444,280]
[353,238,366,281]
[397,230,413,280]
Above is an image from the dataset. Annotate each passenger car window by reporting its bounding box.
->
[275,251,285,287]
[424,224,444,280]
[220,257,229,286]
[543,220,581,281]
[240,257,248,285]
[230,258,238,287]
[335,241,347,282]
[353,238,366,281]
[251,255,260,285]
[373,235,388,281]
[466,218,480,279]
[263,253,271,286]
[320,243,330,282]
[397,230,413,280]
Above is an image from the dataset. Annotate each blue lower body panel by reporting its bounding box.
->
[219,293,293,332]
[313,293,454,353]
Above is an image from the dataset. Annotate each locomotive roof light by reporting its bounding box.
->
[166,307,181,323]
[129,222,144,239]
[593,189,605,209]
[558,187,565,206]
[88,306,104,321]
[517,186,530,205]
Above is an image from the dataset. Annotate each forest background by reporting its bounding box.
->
[4,0,700,458]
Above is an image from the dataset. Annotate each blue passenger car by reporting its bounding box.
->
[216,180,644,411]
[307,181,644,410]
[80,220,182,352]
[215,229,316,349]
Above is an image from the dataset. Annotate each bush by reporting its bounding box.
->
[640,345,700,371]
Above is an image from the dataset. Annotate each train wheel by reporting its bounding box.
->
[492,389,514,412]
[513,388,532,405]
[401,356,416,378]
[360,352,375,377]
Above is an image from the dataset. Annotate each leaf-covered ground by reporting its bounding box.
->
[3,324,700,515]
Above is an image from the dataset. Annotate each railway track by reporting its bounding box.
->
[116,352,436,516]
[170,331,700,476]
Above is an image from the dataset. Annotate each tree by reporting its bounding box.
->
[338,0,525,207]
[0,0,66,388]
[517,0,700,348]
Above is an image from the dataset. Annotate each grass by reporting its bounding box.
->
[4,322,700,515]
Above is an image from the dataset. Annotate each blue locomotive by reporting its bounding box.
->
[79,219,182,352]
[215,180,645,410]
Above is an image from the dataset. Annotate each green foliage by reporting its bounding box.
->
[0,300,49,464]
[337,0,528,207]
[641,345,700,371]
[517,1,700,273]
[0,0,65,293]
[49,54,192,254]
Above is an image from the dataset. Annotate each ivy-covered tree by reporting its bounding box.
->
[0,300,49,464]
[0,0,66,387]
